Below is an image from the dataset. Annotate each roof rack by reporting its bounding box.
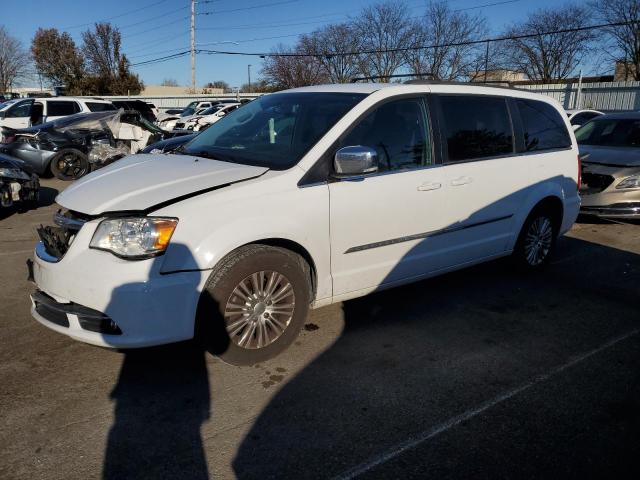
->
[404,79,518,89]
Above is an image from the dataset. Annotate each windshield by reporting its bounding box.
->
[575,118,640,147]
[181,101,199,117]
[182,92,366,169]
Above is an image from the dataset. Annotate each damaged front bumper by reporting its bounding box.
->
[31,210,206,348]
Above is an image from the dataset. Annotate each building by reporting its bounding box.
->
[470,69,527,83]
[141,85,224,96]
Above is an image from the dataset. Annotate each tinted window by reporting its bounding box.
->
[47,101,80,116]
[440,95,513,161]
[517,99,571,151]
[5,102,31,118]
[570,111,599,126]
[339,98,431,171]
[86,102,117,112]
[183,93,365,170]
[575,118,640,147]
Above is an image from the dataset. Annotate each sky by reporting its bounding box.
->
[2,0,593,89]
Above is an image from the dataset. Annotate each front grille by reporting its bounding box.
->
[34,294,70,327]
[37,209,88,260]
[175,122,185,129]
[580,172,615,195]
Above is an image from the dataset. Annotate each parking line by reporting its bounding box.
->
[333,327,640,480]
[0,249,33,256]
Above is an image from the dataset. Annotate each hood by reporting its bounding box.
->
[579,144,640,167]
[56,153,267,215]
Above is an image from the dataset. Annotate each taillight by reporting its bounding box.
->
[577,154,582,191]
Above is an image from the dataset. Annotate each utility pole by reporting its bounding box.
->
[190,0,196,93]
[248,64,252,92]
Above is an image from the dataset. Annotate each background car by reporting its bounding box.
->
[1,110,191,180]
[0,97,116,131]
[566,109,604,130]
[177,103,242,131]
[112,100,157,123]
[576,112,640,218]
[0,153,39,211]
[141,133,197,154]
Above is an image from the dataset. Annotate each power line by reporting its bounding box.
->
[121,17,189,39]
[117,6,190,30]
[61,0,169,29]
[198,0,301,15]
[454,0,522,12]
[189,20,637,58]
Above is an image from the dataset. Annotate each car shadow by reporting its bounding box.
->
[101,244,230,480]
[232,236,640,479]
[38,186,58,207]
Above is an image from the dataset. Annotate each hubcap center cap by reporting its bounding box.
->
[253,302,267,316]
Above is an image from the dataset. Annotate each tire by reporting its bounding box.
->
[50,149,89,181]
[196,244,312,365]
[512,207,559,269]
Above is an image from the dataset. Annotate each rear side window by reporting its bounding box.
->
[570,111,599,126]
[439,95,513,162]
[86,102,117,112]
[47,101,80,116]
[517,99,571,151]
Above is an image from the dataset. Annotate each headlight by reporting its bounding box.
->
[616,175,640,190]
[0,167,30,180]
[90,217,178,259]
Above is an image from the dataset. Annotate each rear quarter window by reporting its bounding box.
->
[517,99,571,151]
[47,101,80,116]
[439,95,514,162]
[86,102,117,112]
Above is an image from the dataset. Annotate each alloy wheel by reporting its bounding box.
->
[224,271,295,349]
[523,216,553,266]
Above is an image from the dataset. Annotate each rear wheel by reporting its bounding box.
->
[513,208,558,268]
[196,245,311,365]
[50,149,89,180]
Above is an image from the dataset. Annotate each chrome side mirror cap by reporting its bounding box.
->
[333,146,378,177]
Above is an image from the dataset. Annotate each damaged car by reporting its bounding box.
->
[175,103,241,131]
[0,152,39,211]
[1,110,190,181]
[577,112,640,218]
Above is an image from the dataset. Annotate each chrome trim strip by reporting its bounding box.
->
[344,214,513,254]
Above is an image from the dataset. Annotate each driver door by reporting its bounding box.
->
[1,99,34,129]
[329,97,447,298]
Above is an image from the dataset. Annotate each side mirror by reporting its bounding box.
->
[333,146,378,177]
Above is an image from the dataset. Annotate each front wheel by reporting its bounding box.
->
[513,209,558,268]
[50,149,89,181]
[196,245,311,365]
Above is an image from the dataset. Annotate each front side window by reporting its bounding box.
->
[518,99,571,151]
[5,101,31,118]
[575,118,640,147]
[439,95,513,162]
[47,101,80,116]
[182,92,366,170]
[338,97,432,171]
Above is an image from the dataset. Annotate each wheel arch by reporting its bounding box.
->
[239,238,318,302]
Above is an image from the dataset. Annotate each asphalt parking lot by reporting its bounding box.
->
[1,178,639,480]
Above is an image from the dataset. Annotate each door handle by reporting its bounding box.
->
[417,181,442,191]
[450,176,473,186]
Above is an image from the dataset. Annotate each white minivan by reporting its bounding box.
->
[30,83,581,364]
[0,97,115,130]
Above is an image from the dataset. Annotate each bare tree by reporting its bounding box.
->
[590,0,640,79]
[161,78,179,87]
[261,44,329,89]
[0,27,29,93]
[299,23,361,83]
[502,5,595,82]
[353,1,412,81]
[405,1,488,81]
[81,23,143,94]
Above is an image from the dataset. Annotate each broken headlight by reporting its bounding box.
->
[616,175,640,190]
[89,217,178,259]
[0,167,30,180]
